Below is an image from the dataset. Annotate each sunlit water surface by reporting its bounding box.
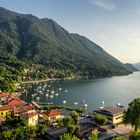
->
[21,72,140,111]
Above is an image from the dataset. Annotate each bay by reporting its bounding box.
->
[21,72,140,111]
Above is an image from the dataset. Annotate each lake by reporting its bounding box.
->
[21,72,140,111]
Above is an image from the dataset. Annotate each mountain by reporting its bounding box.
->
[133,63,140,70]
[124,63,138,72]
[0,7,131,78]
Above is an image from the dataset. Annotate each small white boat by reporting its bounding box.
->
[63,100,67,104]
[46,94,49,97]
[48,85,51,88]
[43,84,47,88]
[74,102,78,105]
[38,90,41,93]
[65,90,68,92]
[55,93,59,96]
[38,86,42,89]
[51,91,55,94]
[59,88,62,91]
[31,94,35,97]
[36,97,40,101]
[84,104,88,108]
[49,95,54,98]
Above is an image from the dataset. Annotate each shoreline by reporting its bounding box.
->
[20,76,83,84]
[20,72,138,84]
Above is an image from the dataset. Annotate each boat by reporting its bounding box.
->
[49,95,54,98]
[55,93,59,96]
[46,94,49,97]
[51,91,55,94]
[64,89,68,92]
[36,97,40,101]
[74,102,78,105]
[63,100,67,104]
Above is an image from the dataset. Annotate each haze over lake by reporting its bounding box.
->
[21,72,140,111]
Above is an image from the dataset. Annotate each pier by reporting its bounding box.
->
[31,101,41,109]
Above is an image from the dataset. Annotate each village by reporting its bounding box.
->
[0,91,133,140]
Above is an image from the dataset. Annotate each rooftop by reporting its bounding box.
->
[21,112,38,119]
[7,98,26,106]
[95,107,124,117]
[14,104,35,113]
[0,105,10,111]
[0,93,9,97]
[43,109,61,117]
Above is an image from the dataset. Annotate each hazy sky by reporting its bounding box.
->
[0,0,140,63]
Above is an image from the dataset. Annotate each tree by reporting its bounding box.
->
[62,116,73,126]
[129,131,140,140]
[112,137,126,140]
[74,125,80,136]
[37,124,47,136]
[4,115,27,128]
[0,130,13,140]
[88,130,97,140]
[60,133,80,140]
[94,114,108,125]
[0,126,31,140]
[67,124,75,135]
[71,111,79,125]
[56,118,63,126]
[123,98,140,131]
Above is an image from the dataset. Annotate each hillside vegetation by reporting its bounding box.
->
[0,7,132,91]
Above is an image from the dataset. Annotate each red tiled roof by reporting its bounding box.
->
[43,109,61,117]
[0,93,9,97]
[14,104,35,113]
[0,105,9,111]
[0,105,13,111]
[8,98,25,106]
[0,103,34,114]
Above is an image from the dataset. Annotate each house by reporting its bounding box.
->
[0,98,35,117]
[13,103,35,116]
[0,105,12,117]
[42,109,61,123]
[94,107,124,125]
[21,112,38,126]
[7,98,26,107]
[0,93,10,103]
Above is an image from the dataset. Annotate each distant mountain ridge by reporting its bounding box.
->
[124,63,138,72]
[0,7,132,77]
[133,63,140,70]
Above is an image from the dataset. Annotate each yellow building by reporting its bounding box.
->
[0,105,11,117]
[94,107,124,125]
[42,109,61,123]
[21,112,38,126]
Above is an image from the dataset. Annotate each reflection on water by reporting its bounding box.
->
[21,72,140,111]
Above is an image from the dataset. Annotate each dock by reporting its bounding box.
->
[31,101,41,109]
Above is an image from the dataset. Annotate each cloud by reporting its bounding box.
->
[89,0,115,11]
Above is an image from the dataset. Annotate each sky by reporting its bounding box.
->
[0,0,140,63]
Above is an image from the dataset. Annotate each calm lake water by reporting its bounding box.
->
[21,72,140,111]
